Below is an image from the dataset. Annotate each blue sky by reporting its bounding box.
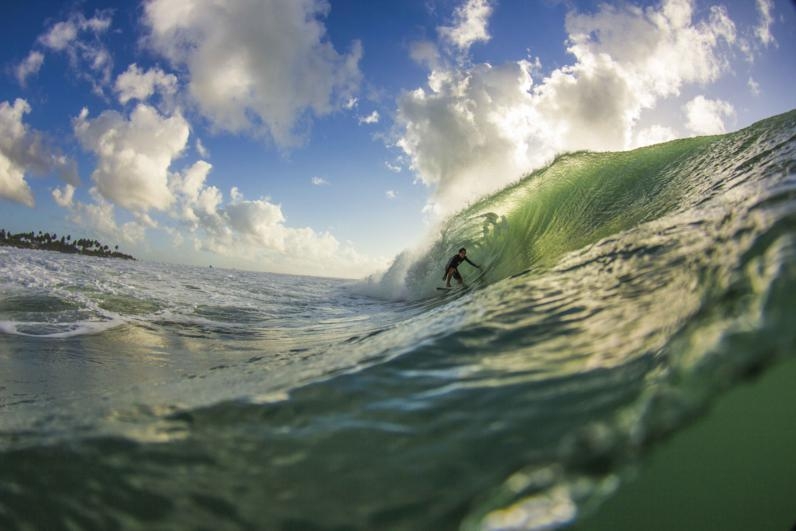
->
[1,0,794,278]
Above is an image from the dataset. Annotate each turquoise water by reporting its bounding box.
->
[1,110,794,530]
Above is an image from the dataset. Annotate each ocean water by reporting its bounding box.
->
[1,110,795,530]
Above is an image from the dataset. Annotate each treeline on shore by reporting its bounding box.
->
[0,229,135,260]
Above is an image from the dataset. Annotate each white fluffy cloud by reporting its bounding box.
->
[67,187,149,244]
[396,0,741,215]
[60,159,216,247]
[0,154,34,208]
[358,111,380,125]
[684,95,735,135]
[538,0,735,149]
[15,51,44,86]
[73,104,190,212]
[70,188,121,237]
[37,11,114,94]
[0,101,36,207]
[187,187,383,278]
[90,156,381,277]
[39,12,111,51]
[144,0,362,147]
[169,160,222,225]
[0,99,79,208]
[62,96,379,275]
[397,61,543,214]
[439,0,493,52]
[115,64,178,104]
[52,183,75,208]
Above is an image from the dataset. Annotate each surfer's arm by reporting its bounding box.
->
[464,257,480,268]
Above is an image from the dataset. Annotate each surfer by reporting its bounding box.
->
[443,248,481,287]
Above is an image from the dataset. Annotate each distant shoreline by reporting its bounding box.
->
[0,229,135,261]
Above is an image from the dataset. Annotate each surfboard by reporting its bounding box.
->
[437,268,487,293]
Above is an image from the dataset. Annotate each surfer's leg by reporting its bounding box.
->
[445,267,455,286]
[453,269,463,285]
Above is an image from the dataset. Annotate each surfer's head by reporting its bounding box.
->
[458,248,467,256]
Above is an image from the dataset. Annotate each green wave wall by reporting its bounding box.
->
[394,110,796,299]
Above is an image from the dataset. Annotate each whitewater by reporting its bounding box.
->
[1,110,794,530]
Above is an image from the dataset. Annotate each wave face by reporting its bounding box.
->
[1,110,795,530]
[384,112,792,300]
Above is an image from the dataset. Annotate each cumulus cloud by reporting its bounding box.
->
[684,95,735,135]
[397,61,543,214]
[37,10,114,94]
[0,99,79,207]
[0,155,34,207]
[39,12,112,51]
[73,104,190,212]
[311,176,329,186]
[144,0,363,147]
[541,0,735,147]
[358,111,380,125]
[395,0,741,215]
[169,160,223,226]
[66,187,149,244]
[0,101,36,207]
[183,186,384,278]
[61,101,204,245]
[93,158,382,277]
[386,190,398,199]
[115,63,178,104]
[438,0,493,52]
[64,102,379,276]
[52,183,76,207]
[69,187,120,236]
[15,51,44,86]
[40,21,79,51]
